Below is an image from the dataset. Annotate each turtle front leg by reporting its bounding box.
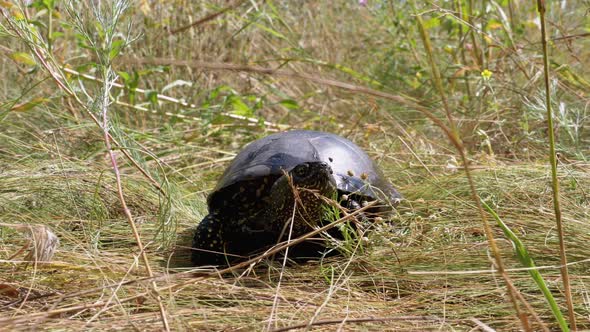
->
[341,196,371,226]
[191,213,227,265]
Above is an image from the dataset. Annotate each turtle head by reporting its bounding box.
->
[289,161,336,193]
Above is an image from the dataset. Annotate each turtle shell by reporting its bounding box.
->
[208,130,401,210]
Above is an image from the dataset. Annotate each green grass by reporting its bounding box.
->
[1,1,589,330]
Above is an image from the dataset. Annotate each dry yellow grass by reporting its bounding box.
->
[1,160,589,330]
[1,1,589,330]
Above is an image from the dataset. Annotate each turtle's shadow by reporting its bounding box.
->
[162,226,196,269]
[162,226,337,269]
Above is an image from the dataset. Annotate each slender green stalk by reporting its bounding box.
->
[467,0,483,67]
[412,5,452,129]
[482,200,566,331]
[47,2,53,53]
[454,0,473,102]
[536,0,577,330]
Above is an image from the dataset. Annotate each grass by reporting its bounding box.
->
[1,0,590,330]
[2,161,589,330]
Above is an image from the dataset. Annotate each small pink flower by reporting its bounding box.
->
[359,0,367,6]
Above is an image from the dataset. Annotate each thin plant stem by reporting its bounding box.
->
[467,0,483,68]
[2,3,170,330]
[537,0,577,330]
[482,200,564,331]
[413,5,452,128]
[411,2,531,329]
[89,1,170,329]
[454,0,473,102]
[99,64,170,332]
[91,2,170,329]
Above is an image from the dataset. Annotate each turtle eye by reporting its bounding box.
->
[293,163,310,178]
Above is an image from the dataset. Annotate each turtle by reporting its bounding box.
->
[191,130,401,265]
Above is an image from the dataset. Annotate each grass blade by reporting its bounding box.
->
[482,200,569,331]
